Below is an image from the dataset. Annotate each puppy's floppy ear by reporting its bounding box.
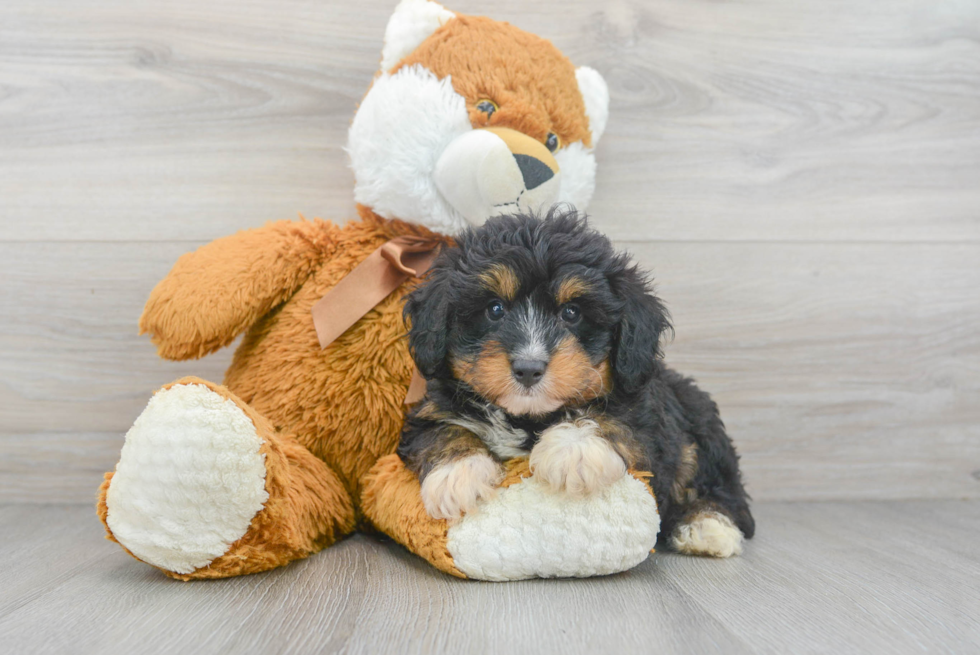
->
[612,281,671,394]
[403,267,453,379]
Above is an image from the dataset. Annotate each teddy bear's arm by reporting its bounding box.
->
[140,219,337,360]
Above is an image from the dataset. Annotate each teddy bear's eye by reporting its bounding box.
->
[545,132,560,152]
[476,99,498,119]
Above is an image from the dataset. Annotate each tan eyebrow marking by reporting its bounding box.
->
[478,264,520,301]
[556,276,592,305]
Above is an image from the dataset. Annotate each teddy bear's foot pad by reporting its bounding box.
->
[104,382,269,574]
[362,456,661,581]
[447,471,660,580]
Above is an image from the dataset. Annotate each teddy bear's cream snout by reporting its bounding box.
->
[434,126,561,227]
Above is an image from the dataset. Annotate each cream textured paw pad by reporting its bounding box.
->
[446,474,660,581]
[105,383,269,574]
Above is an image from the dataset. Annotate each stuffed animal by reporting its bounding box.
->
[96,0,660,581]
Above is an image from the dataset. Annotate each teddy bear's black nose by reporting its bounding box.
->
[512,359,547,388]
[513,154,554,190]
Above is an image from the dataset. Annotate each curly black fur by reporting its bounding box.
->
[398,207,754,545]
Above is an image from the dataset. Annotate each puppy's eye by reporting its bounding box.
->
[476,99,498,119]
[545,132,560,152]
[487,299,507,321]
[560,304,581,324]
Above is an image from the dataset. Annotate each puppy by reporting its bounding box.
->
[398,208,755,557]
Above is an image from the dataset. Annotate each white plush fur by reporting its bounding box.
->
[348,63,602,236]
[348,65,473,235]
[433,129,524,226]
[554,142,597,209]
[420,453,504,520]
[447,470,660,580]
[575,66,609,144]
[529,419,627,496]
[351,3,606,236]
[105,384,269,575]
[381,0,455,72]
[671,510,745,558]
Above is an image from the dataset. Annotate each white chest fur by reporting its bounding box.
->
[446,407,530,459]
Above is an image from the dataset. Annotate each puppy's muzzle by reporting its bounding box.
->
[512,358,547,388]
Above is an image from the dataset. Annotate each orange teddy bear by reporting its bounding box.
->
[97,0,661,581]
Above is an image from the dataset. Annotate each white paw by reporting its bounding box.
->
[529,419,626,496]
[671,511,744,558]
[420,454,503,520]
[105,383,269,574]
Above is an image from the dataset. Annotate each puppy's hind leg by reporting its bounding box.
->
[665,375,755,557]
[664,441,753,558]
[667,468,753,558]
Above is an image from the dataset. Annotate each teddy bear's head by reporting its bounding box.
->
[347,0,609,235]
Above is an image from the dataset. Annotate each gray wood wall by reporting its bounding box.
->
[2,0,978,504]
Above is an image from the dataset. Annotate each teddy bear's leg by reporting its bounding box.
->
[96,377,356,580]
[360,455,662,581]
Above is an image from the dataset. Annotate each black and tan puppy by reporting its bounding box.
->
[398,209,755,557]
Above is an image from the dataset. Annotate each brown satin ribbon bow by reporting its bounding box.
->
[311,235,442,404]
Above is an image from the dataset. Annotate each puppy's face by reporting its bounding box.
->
[448,263,614,415]
[406,210,670,416]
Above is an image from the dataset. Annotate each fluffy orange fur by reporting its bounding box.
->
[98,208,449,579]
[360,455,466,578]
[396,16,592,148]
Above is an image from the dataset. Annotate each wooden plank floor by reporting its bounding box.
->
[2,0,980,506]
[1,501,977,654]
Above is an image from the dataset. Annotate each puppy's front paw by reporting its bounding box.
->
[420,454,504,520]
[529,419,626,496]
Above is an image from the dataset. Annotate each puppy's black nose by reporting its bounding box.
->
[512,359,547,388]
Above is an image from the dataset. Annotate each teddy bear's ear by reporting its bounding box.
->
[575,66,610,146]
[380,0,456,72]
